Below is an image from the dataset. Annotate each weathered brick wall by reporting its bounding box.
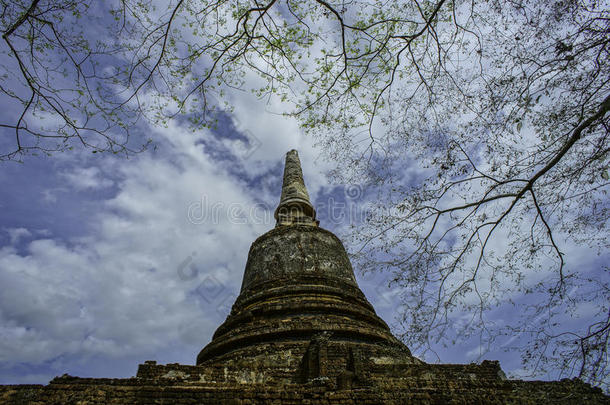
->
[1,373,607,405]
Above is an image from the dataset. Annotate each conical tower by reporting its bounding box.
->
[3,151,607,404]
[274,150,318,226]
[197,150,418,382]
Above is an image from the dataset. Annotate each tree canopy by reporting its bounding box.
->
[2,0,608,389]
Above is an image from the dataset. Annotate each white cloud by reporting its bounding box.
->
[5,227,31,245]
[466,344,485,359]
[41,189,58,203]
[61,167,113,190]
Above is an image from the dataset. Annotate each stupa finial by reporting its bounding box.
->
[274,149,318,227]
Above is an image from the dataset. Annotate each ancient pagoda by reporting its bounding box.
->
[196,149,417,379]
[0,150,607,404]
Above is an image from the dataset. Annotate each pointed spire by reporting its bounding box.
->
[274,150,318,227]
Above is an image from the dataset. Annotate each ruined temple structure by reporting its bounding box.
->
[1,150,607,404]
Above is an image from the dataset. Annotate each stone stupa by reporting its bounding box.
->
[0,150,606,404]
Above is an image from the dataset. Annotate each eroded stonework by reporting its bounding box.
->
[197,224,417,384]
[1,150,607,404]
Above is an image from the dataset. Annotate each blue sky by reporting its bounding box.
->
[0,0,607,389]
[1,92,596,384]
[0,83,424,383]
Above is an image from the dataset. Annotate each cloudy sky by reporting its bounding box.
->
[0,1,409,383]
[0,80,425,383]
[0,0,607,387]
[1,84,592,384]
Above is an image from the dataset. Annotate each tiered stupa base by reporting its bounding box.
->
[1,150,606,404]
